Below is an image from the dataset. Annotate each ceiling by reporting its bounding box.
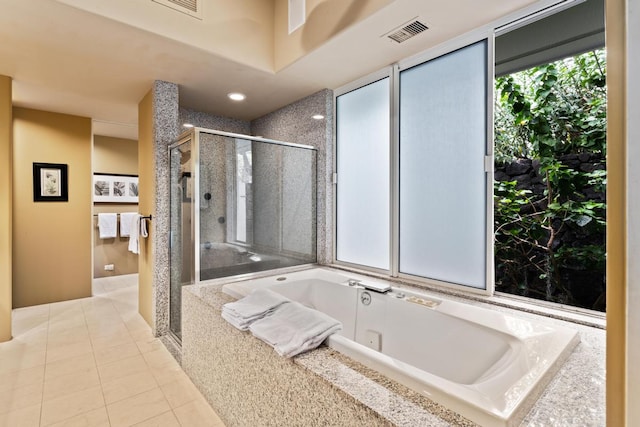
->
[0,0,545,139]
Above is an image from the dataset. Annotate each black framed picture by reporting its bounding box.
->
[33,163,68,202]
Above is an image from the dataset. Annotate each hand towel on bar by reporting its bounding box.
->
[128,214,142,254]
[221,289,290,331]
[98,213,117,239]
[249,301,342,358]
[119,212,138,237]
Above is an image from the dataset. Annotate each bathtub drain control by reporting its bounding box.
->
[360,291,372,306]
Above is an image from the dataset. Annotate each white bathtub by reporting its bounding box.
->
[222,267,579,427]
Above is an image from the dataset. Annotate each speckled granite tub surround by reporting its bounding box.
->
[181,283,469,427]
[181,275,604,427]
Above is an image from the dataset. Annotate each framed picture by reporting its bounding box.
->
[33,163,68,202]
[93,173,139,203]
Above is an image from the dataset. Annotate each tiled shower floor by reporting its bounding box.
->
[0,274,225,426]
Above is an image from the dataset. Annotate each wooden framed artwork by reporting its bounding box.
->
[33,163,68,202]
[93,173,139,203]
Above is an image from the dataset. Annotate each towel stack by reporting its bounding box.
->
[222,289,289,331]
[221,289,342,358]
[249,301,342,358]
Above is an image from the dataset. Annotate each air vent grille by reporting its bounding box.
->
[387,20,428,43]
[152,0,201,18]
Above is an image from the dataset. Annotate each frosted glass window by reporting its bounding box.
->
[399,41,488,289]
[336,78,390,270]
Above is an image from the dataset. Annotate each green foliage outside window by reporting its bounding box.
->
[494,49,607,311]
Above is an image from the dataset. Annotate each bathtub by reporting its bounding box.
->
[222,267,579,427]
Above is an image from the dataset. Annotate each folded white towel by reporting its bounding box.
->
[249,301,342,358]
[119,212,138,237]
[98,213,117,239]
[128,214,142,254]
[222,289,290,331]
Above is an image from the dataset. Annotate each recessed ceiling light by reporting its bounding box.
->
[228,93,246,101]
[183,123,194,128]
[312,114,325,120]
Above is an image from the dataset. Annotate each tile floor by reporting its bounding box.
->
[0,274,226,427]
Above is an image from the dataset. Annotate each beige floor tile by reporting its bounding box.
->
[12,309,49,337]
[132,410,180,427]
[102,370,158,405]
[49,300,84,317]
[47,326,90,347]
[0,348,46,376]
[149,362,188,387]
[86,322,129,340]
[48,315,86,332]
[123,316,151,333]
[106,388,171,427]
[11,326,50,346]
[84,316,124,331]
[43,366,101,402]
[40,385,105,426]
[0,403,41,427]
[97,354,148,384]
[47,406,110,427]
[45,353,96,381]
[46,339,94,364]
[112,300,137,313]
[130,328,155,344]
[47,314,85,329]
[0,365,45,393]
[87,323,124,337]
[173,399,225,427]
[142,348,177,370]
[94,341,141,366]
[159,377,201,409]
[90,332,135,352]
[135,338,165,354]
[12,304,50,321]
[0,382,43,415]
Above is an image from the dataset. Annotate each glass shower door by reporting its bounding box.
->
[169,139,193,340]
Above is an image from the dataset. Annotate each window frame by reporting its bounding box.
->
[332,67,395,276]
[331,0,597,305]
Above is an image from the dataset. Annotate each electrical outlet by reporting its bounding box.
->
[104,264,115,271]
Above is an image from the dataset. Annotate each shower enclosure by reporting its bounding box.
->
[169,129,317,340]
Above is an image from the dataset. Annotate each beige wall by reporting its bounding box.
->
[274,0,393,70]
[138,90,153,326]
[606,0,626,425]
[0,76,12,342]
[93,135,139,279]
[94,135,138,175]
[12,108,92,308]
[58,0,275,72]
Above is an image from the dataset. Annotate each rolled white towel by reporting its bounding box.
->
[249,301,342,358]
[98,213,117,239]
[222,289,290,331]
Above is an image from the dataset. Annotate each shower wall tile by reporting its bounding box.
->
[179,108,250,135]
[250,89,334,264]
[151,81,180,337]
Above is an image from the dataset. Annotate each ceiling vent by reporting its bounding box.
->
[152,0,202,19]
[385,20,429,43]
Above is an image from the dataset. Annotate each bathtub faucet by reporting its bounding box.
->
[348,279,361,287]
